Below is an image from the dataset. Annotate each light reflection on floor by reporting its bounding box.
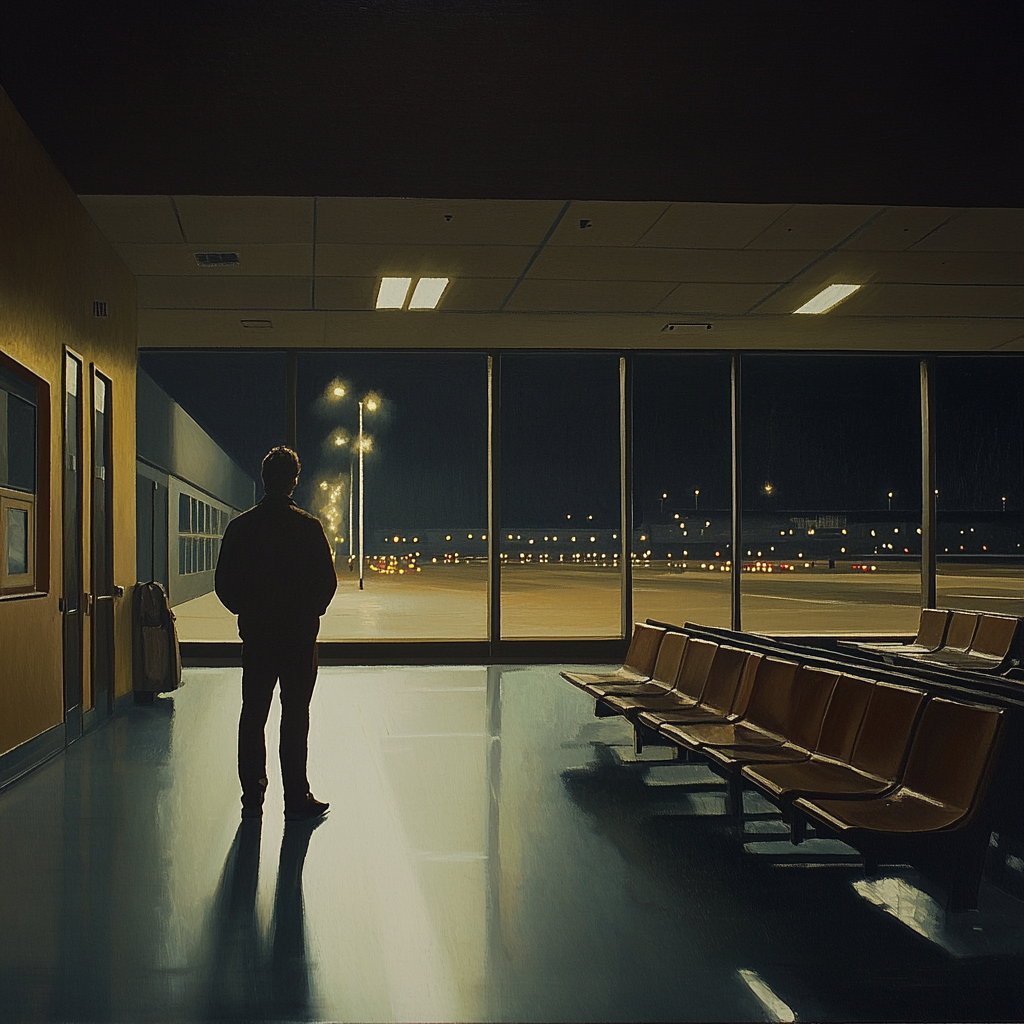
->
[1,665,1023,1021]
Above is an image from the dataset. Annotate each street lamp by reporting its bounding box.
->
[1002,496,1007,512]
[887,491,893,511]
[357,392,380,591]
[694,489,700,510]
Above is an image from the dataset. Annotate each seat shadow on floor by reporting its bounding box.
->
[559,739,1024,1023]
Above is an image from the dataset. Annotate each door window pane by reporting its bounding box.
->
[741,356,922,634]
[936,357,1024,616]
[7,507,27,575]
[632,354,732,628]
[500,353,621,638]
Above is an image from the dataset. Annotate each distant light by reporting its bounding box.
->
[793,283,862,314]
[363,392,381,413]
[408,277,450,309]
[376,277,412,309]
[468,533,473,539]
[319,481,328,490]
[332,384,346,398]
[764,482,774,495]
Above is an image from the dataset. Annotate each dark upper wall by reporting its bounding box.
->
[0,85,137,750]
[137,370,255,512]
[1,3,1022,208]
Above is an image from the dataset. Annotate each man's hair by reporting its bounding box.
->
[262,446,301,494]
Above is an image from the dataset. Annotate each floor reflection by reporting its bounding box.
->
[0,665,1023,1021]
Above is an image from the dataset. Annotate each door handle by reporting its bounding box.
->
[84,593,93,615]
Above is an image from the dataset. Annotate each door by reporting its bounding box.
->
[63,351,84,742]
[91,368,114,717]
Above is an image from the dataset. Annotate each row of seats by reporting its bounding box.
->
[841,607,1022,675]
[562,623,1007,911]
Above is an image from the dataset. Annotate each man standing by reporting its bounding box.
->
[215,446,338,821]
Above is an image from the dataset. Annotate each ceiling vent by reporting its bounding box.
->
[240,319,273,329]
[662,323,712,332]
[194,252,240,267]
[92,300,108,317]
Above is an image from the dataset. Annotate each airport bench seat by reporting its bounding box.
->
[793,697,1005,911]
[587,630,687,698]
[840,607,949,657]
[913,614,1020,674]
[561,622,665,691]
[598,636,717,713]
[658,656,800,754]
[741,680,926,806]
[898,610,978,663]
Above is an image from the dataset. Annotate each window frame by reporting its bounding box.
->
[0,350,49,599]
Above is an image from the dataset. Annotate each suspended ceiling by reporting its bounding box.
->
[80,196,1024,352]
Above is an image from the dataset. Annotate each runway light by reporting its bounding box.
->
[408,277,450,309]
[793,283,862,314]
[376,277,412,309]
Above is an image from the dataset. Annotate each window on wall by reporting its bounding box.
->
[936,357,1024,616]
[178,493,228,575]
[0,358,43,594]
[740,355,922,635]
[632,354,732,628]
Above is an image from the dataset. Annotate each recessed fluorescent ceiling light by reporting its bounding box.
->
[408,277,450,309]
[793,283,861,314]
[376,277,413,309]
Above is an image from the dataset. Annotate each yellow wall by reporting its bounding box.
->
[0,87,137,756]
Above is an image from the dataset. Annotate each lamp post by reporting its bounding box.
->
[356,392,380,591]
[888,491,893,512]
[694,489,700,511]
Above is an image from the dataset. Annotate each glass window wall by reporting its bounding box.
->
[632,354,732,628]
[297,352,489,640]
[499,353,621,638]
[740,355,922,635]
[936,357,1024,616]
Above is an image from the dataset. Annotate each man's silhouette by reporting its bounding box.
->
[215,447,338,821]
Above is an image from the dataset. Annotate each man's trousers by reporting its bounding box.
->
[238,635,319,810]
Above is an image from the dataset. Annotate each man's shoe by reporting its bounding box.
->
[284,794,329,822]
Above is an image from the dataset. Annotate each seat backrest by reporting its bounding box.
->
[782,666,841,751]
[814,674,874,762]
[650,630,688,685]
[942,611,979,653]
[901,698,1004,813]
[917,608,950,648]
[696,645,749,714]
[742,657,799,735]
[672,637,718,699]
[850,681,926,781]
[623,623,667,675]
[968,615,1018,659]
[728,651,764,717]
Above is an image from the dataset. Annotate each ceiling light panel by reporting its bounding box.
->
[408,277,450,309]
[793,283,862,314]
[376,277,413,309]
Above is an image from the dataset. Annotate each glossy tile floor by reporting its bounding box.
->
[1,665,1024,1022]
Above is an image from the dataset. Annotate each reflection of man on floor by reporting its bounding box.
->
[215,446,338,821]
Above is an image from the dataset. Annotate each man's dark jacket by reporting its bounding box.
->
[215,494,338,641]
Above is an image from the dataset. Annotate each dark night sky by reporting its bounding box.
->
[139,351,1023,528]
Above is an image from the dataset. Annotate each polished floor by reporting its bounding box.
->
[1,665,1024,1022]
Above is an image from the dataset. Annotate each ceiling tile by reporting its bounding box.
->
[316,243,533,278]
[841,207,962,251]
[439,278,516,311]
[745,204,881,250]
[911,209,1024,252]
[874,251,1024,286]
[79,195,183,244]
[546,201,671,246]
[314,277,376,310]
[527,246,812,282]
[136,275,312,309]
[636,203,791,249]
[838,284,1024,317]
[316,198,565,245]
[657,283,779,315]
[139,310,326,347]
[505,279,676,312]
[173,196,314,244]
[113,243,312,276]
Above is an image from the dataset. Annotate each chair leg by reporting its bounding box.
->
[724,774,744,817]
[633,725,643,756]
[790,810,807,846]
[945,833,989,913]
